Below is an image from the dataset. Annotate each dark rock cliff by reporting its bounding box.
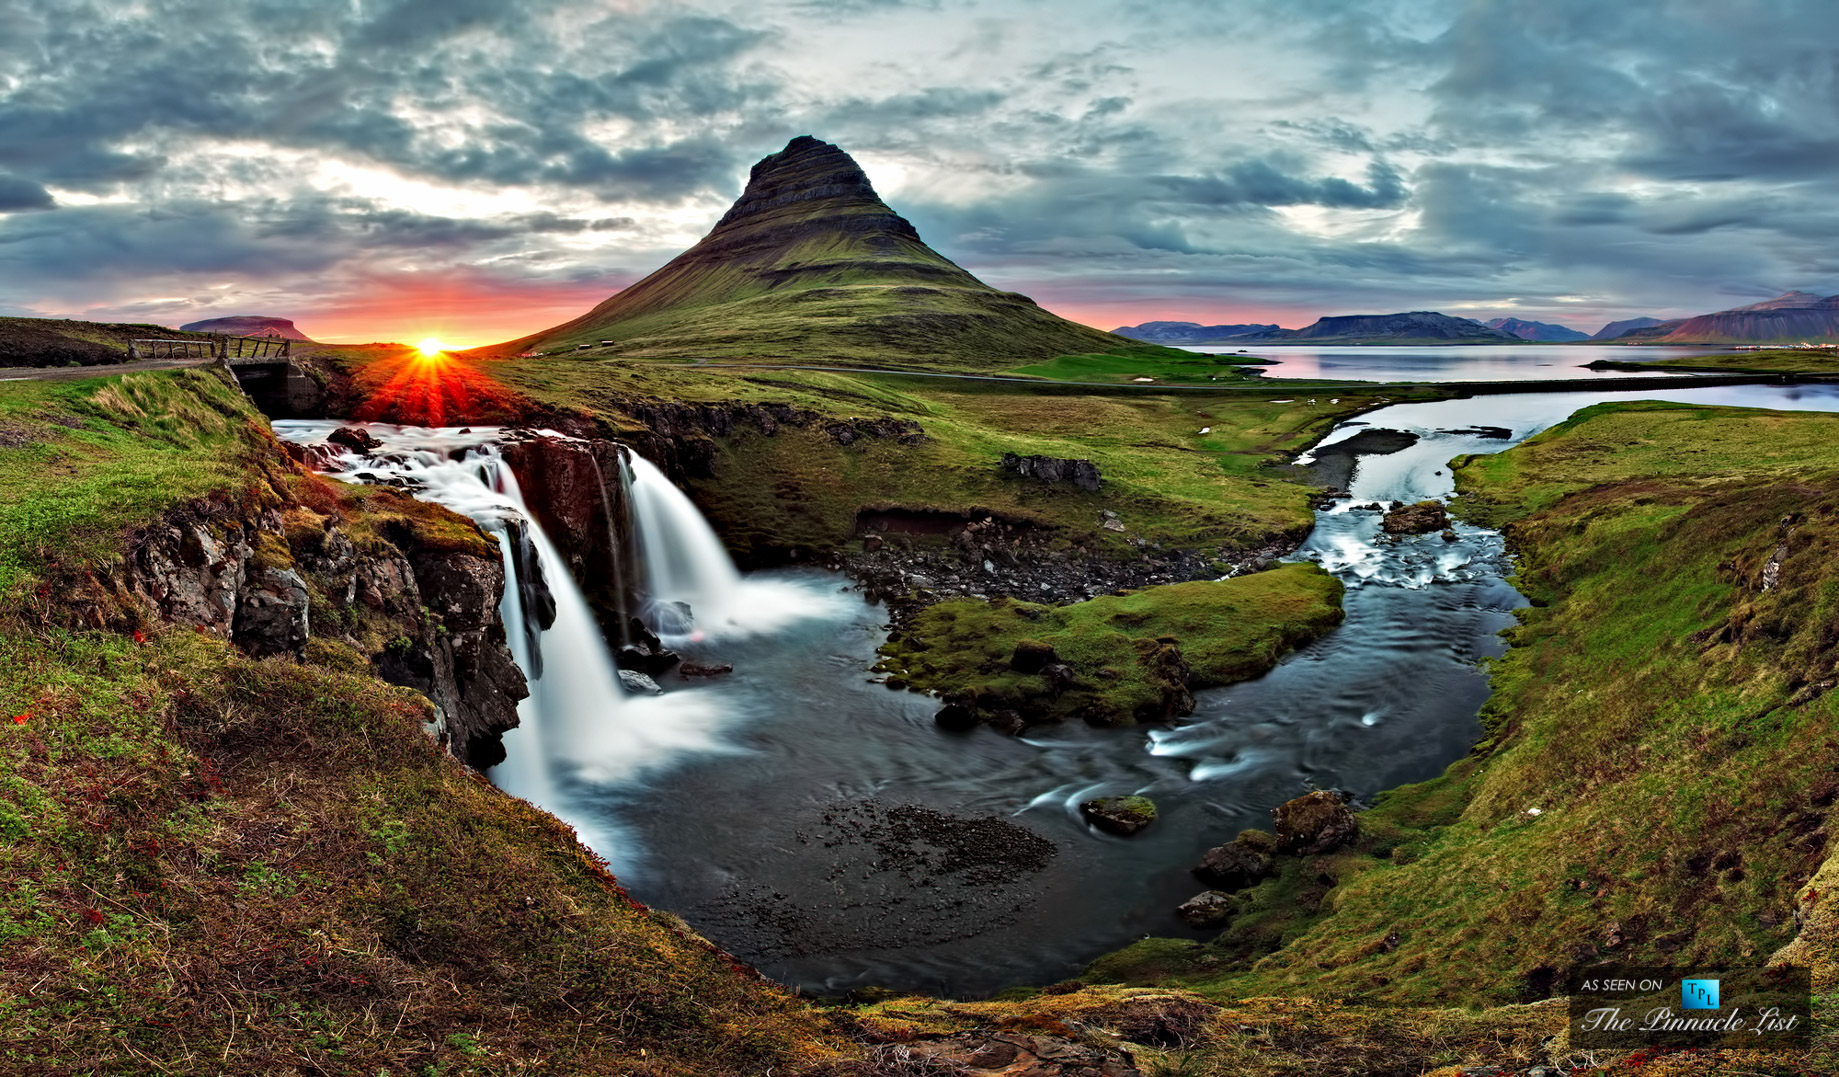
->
[59,483,528,770]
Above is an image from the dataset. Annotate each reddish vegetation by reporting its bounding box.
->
[351,349,534,425]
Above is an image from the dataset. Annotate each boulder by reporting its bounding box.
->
[1176,890,1239,928]
[618,669,663,695]
[1440,528,1459,542]
[934,701,979,730]
[617,640,682,677]
[1272,790,1359,854]
[1193,831,1277,890]
[1081,795,1158,836]
[326,426,382,453]
[679,661,732,677]
[1380,500,1450,536]
[1001,451,1102,492]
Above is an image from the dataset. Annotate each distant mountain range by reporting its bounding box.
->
[1590,316,1664,341]
[489,137,1140,367]
[1238,311,1517,345]
[1595,292,1839,344]
[179,315,314,341]
[1111,320,1281,344]
[1484,317,1587,342]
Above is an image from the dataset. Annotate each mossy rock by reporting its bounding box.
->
[1081,795,1158,836]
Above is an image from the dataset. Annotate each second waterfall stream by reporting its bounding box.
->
[270,421,839,865]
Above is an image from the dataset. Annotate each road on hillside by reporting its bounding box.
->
[0,356,222,382]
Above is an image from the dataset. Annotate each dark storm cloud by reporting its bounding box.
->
[4,0,1838,334]
[0,175,53,212]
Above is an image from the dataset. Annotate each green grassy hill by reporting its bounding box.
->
[0,316,215,368]
[487,137,1160,371]
[1088,400,1839,1072]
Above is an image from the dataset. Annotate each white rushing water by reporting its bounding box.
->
[270,421,751,865]
[625,454,847,641]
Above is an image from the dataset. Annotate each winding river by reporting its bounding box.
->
[278,378,1839,998]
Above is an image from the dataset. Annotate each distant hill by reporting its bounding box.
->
[1590,316,1665,340]
[1240,311,1518,345]
[0,316,213,368]
[1483,317,1587,342]
[490,136,1143,368]
[1596,291,1839,344]
[1111,320,1282,344]
[180,315,314,341]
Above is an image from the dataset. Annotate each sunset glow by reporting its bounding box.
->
[417,337,446,357]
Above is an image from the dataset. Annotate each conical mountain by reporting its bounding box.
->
[494,136,1138,368]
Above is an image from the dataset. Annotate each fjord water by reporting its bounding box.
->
[276,381,1839,997]
[1188,342,1730,382]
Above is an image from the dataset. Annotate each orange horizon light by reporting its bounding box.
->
[416,337,447,357]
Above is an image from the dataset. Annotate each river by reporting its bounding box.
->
[275,379,1839,998]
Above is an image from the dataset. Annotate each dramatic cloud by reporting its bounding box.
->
[0,0,1834,343]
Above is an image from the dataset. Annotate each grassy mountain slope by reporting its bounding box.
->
[0,316,215,368]
[488,137,1152,370]
[1090,401,1839,1069]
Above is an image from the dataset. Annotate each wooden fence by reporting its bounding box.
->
[129,335,293,361]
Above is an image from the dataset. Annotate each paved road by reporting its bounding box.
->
[0,356,220,382]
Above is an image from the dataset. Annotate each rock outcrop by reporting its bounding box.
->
[1272,790,1359,854]
[1176,891,1238,927]
[109,484,528,770]
[1002,452,1102,492]
[1193,830,1278,891]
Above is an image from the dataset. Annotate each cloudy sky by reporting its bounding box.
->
[2,0,1835,345]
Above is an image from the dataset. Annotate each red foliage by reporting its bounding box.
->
[9,713,26,725]
[132,629,147,644]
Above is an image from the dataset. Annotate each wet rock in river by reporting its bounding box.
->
[1381,500,1451,536]
[326,425,382,452]
[617,669,663,695]
[1193,830,1277,890]
[1177,890,1239,928]
[1081,795,1158,836]
[679,661,732,677]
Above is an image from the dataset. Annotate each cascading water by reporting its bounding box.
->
[270,421,735,866]
[623,455,845,639]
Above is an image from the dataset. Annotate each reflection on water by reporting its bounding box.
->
[1187,343,1733,383]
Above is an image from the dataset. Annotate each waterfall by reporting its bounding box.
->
[625,456,743,635]
[269,421,735,867]
[622,456,849,639]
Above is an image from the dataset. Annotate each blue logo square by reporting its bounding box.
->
[1682,978,1719,1010]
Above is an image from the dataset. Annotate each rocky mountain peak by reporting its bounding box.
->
[713,135,896,230]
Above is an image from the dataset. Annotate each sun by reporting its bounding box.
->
[416,338,446,357]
